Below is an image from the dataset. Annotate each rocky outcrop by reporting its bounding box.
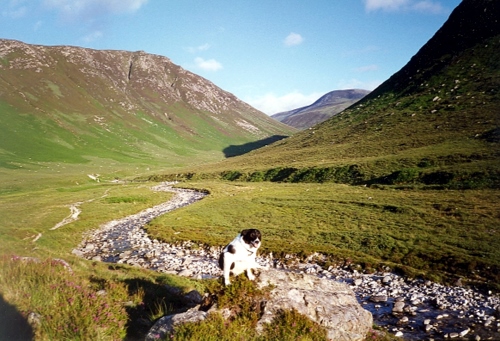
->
[145,268,373,341]
[256,268,373,341]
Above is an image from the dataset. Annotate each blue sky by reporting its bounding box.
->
[1,0,461,115]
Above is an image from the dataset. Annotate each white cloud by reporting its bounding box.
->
[364,0,409,12]
[364,0,447,14]
[337,78,382,91]
[2,0,27,19]
[43,0,148,18]
[82,30,103,42]
[355,64,379,72]
[187,43,211,53]
[194,57,223,72]
[284,32,304,47]
[246,91,324,115]
[412,1,446,14]
[34,20,43,31]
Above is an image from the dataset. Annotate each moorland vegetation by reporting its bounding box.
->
[0,0,499,340]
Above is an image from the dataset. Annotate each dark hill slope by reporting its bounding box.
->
[271,89,369,130]
[180,0,499,189]
[0,40,295,169]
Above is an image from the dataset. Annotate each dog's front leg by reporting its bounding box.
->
[222,256,232,286]
[246,267,255,281]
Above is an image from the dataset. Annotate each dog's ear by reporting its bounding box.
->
[240,229,249,236]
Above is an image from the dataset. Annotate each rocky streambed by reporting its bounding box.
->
[73,182,500,340]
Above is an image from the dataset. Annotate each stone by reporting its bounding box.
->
[393,301,405,313]
[177,269,192,277]
[256,268,372,341]
[459,328,470,337]
[27,312,41,327]
[382,275,392,284]
[71,248,84,257]
[183,290,203,306]
[145,307,207,341]
[370,295,388,303]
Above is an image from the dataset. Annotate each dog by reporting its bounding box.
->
[218,229,261,286]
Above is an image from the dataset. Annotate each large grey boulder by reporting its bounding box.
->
[145,307,207,341]
[146,268,372,341]
[256,269,373,341]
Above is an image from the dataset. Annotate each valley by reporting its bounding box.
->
[0,0,499,340]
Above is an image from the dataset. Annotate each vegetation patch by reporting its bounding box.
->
[0,256,129,340]
[171,276,330,341]
[105,196,148,204]
[148,181,500,289]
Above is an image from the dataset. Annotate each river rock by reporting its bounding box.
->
[393,301,405,314]
[256,268,373,341]
[370,295,388,303]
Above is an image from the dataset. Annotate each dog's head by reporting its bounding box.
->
[240,229,261,250]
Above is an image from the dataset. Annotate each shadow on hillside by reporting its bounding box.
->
[0,294,33,341]
[121,277,199,341]
[223,135,288,157]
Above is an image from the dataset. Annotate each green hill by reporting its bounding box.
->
[0,40,295,170]
[163,0,499,190]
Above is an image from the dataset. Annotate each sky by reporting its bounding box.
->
[1,0,461,115]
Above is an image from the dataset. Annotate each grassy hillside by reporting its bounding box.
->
[141,0,500,288]
[0,40,295,170]
[152,0,500,190]
[147,181,500,286]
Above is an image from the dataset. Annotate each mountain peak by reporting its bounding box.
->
[271,89,370,129]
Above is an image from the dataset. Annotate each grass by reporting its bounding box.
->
[168,276,330,341]
[148,35,500,191]
[147,181,500,288]
[0,254,208,341]
[0,16,499,340]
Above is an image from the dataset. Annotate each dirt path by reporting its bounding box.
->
[50,190,111,231]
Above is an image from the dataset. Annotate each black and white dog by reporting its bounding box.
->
[218,229,261,285]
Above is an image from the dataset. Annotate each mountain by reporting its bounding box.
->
[271,89,370,130]
[175,0,500,189]
[0,40,295,169]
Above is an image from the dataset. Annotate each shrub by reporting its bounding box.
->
[0,256,129,340]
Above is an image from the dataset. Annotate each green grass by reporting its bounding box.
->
[147,181,500,287]
[0,255,207,341]
[0,169,207,340]
[168,276,330,341]
[0,19,499,341]
[149,36,500,191]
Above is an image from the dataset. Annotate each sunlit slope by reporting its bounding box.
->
[0,40,295,169]
[177,0,499,188]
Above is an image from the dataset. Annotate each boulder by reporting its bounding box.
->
[256,268,373,341]
[146,268,372,341]
[145,307,207,341]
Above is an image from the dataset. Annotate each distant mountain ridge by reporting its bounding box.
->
[271,89,369,129]
[0,39,295,168]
